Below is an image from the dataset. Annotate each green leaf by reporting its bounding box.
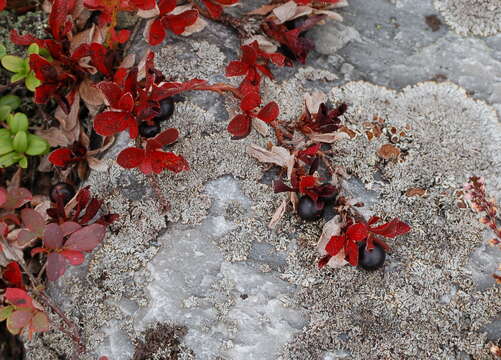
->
[0,128,10,137]
[0,105,11,122]
[27,43,40,56]
[9,113,29,133]
[10,73,26,83]
[1,55,25,73]
[0,136,14,156]
[26,134,49,156]
[25,72,41,92]
[12,131,28,153]
[0,152,23,168]
[18,156,28,168]
[0,95,21,110]
[0,306,14,322]
[0,45,6,60]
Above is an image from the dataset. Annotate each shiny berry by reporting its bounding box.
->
[139,122,161,138]
[156,98,175,122]
[358,243,386,271]
[49,183,75,204]
[297,196,324,221]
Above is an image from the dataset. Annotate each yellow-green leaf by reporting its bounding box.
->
[25,72,41,92]
[13,131,28,153]
[0,136,14,156]
[26,134,49,156]
[0,152,22,168]
[18,155,28,168]
[9,113,29,133]
[0,306,14,321]
[0,95,21,110]
[27,43,40,56]
[1,55,25,73]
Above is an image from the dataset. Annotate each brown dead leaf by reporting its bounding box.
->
[36,127,71,147]
[308,132,347,143]
[377,144,400,160]
[87,157,109,172]
[304,91,327,115]
[273,1,298,23]
[246,144,292,168]
[243,35,277,53]
[405,188,426,197]
[339,125,356,139]
[247,4,278,16]
[252,118,270,137]
[268,198,287,229]
[80,78,104,106]
[317,216,342,255]
[137,3,160,18]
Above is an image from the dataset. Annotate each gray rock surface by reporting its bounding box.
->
[24,0,501,359]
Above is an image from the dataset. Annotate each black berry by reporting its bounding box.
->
[50,183,75,204]
[358,242,386,271]
[139,121,161,138]
[320,191,338,204]
[156,97,175,122]
[297,196,324,221]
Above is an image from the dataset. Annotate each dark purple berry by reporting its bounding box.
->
[139,122,161,138]
[297,196,324,221]
[358,242,386,271]
[156,97,175,122]
[50,183,75,204]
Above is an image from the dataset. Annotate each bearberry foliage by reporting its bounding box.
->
[0,0,414,357]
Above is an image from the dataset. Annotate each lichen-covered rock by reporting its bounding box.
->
[434,0,501,37]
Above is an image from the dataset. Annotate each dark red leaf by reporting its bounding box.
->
[153,151,189,173]
[227,114,251,140]
[158,0,176,14]
[43,223,64,250]
[203,0,223,18]
[153,79,207,100]
[65,223,106,252]
[79,198,102,224]
[346,223,368,242]
[225,61,248,77]
[117,147,145,169]
[0,0,6,11]
[163,10,198,35]
[49,0,74,39]
[317,255,331,269]
[256,102,279,123]
[47,253,67,281]
[240,92,261,112]
[90,43,111,76]
[148,128,179,149]
[97,82,123,108]
[3,262,23,289]
[29,54,57,82]
[345,240,359,266]
[10,30,42,46]
[148,18,167,46]
[93,111,129,136]
[369,218,411,238]
[325,235,345,257]
[48,148,74,167]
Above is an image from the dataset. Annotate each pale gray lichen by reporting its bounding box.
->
[433,0,501,37]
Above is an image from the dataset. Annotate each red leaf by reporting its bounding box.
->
[97,82,123,108]
[257,102,279,123]
[43,223,64,250]
[203,0,223,18]
[90,43,111,76]
[240,92,261,112]
[49,0,74,39]
[3,262,23,289]
[227,114,251,139]
[47,253,67,281]
[345,240,359,266]
[148,128,179,149]
[369,218,411,238]
[148,18,167,46]
[0,188,7,207]
[241,45,257,65]
[65,223,106,252]
[79,198,102,224]
[34,84,58,104]
[117,147,145,169]
[163,10,199,35]
[60,222,82,236]
[225,61,248,77]
[0,0,6,11]
[346,223,368,242]
[8,310,32,332]
[325,235,346,257]
[299,175,317,195]
[131,0,156,9]
[60,250,85,265]
[152,151,189,173]
[93,111,129,136]
[48,148,75,167]
[5,288,33,308]
[10,30,41,46]
[118,93,134,112]
[20,209,45,237]
[29,54,57,82]
[158,0,176,14]
[317,255,331,269]
[368,216,381,226]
